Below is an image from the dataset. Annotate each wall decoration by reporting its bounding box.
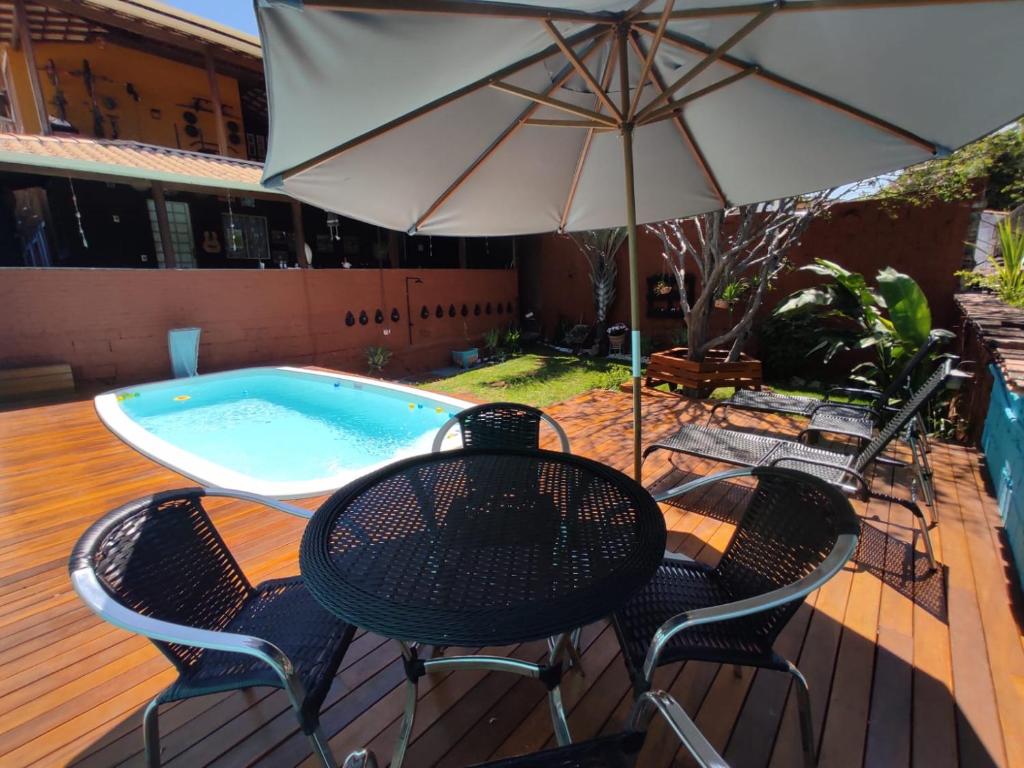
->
[435,305,444,318]
[448,304,456,317]
[359,310,368,325]
[496,302,504,315]
[421,305,429,319]
[507,301,514,314]
[474,304,481,316]
[461,304,468,317]
[345,311,355,327]
[485,302,492,315]
[374,309,384,324]
[391,308,400,322]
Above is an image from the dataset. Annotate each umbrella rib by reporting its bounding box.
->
[413,35,609,232]
[489,81,618,127]
[543,20,622,121]
[298,0,619,24]
[640,23,940,154]
[638,67,758,125]
[277,24,607,181]
[524,118,614,129]
[628,30,728,207]
[634,4,775,123]
[559,37,620,232]
[628,0,675,121]
[633,0,1020,22]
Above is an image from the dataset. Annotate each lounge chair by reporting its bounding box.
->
[613,467,860,768]
[432,401,571,452]
[69,488,355,768]
[342,689,728,767]
[643,360,957,571]
[709,332,947,504]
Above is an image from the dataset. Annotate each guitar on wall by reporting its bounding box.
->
[201,230,222,254]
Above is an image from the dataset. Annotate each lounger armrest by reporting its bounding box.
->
[824,386,881,403]
[808,400,875,418]
[639,533,858,689]
[202,487,314,519]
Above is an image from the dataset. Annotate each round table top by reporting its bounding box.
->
[300,448,667,646]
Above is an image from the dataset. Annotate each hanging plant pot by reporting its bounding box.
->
[485,302,492,315]
[421,306,429,319]
[506,301,514,314]
[391,308,400,322]
[496,303,504,315]
[448,304,456,317]
[461,304,469,317]
[714,299,729,310]
[374,309,384,324]
[474,304,481,316]
[435,305,444,318]
[345,311,355,327]
[359,310,368,325]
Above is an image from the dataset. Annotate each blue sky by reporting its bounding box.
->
[165,0,259,35]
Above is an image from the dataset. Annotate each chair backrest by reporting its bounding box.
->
[69,489,253,673]
[870,331,945,409]
[712,467,860,648]
[853,359,952,474]
[432,402,571,452]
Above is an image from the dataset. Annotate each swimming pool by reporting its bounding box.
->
[94,367,471,498]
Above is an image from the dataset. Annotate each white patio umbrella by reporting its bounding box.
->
[256,0,1024,478]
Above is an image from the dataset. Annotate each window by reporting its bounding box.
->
[223,212,270,261]
[147,199,196,268]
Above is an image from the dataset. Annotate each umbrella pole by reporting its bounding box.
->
[621,121,642,481]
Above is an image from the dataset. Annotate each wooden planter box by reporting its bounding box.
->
[645,347,762,396]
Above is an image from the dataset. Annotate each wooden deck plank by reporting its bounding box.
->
[0,385,1020,767]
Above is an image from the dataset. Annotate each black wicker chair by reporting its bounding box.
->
[68,488,356,768]
[613,467,860,768]
[341,689,728,767]
[432,401,571,453]
[644,361,959,571]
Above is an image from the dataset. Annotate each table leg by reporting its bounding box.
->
[547,633,573,746]
[392,642,418,768]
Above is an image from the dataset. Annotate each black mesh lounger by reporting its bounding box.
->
[69,488,356,768]
[644,361,957,572]
[341,689,728,768]
[709,334,945,505]
[432,401,572,453]
[611,467,860,768]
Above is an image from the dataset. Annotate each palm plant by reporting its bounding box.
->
[567,228,626,350]
[958,216,1024,307]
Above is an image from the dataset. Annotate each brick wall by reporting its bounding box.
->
[519,196,976,345]
[0,268,518,388]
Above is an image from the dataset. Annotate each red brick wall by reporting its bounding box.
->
[520,197,974,345]
[0,268,518,387]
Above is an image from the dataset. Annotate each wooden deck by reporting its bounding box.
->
[1,384,1022,767]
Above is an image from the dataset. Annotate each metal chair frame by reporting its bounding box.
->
[342,689,728,768]
[69,488,340,768]
[432,401,571,453]
[622,468,860,768]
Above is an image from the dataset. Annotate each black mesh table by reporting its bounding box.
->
[300,448,666,767]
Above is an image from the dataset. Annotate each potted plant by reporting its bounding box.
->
[607,322,628,354]
[653,277,673,296]
[366,345,392,377]
[715,279,749,309]
[452,321,480,369]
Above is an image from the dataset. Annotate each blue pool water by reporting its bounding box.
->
[101,367,466,494]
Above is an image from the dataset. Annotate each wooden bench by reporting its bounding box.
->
[0,364,76,402]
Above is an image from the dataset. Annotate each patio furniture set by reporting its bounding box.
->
[69,354,957,768]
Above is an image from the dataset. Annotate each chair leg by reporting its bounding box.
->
[143,696,162,768]
[785,661,816,768]
[308,725,337,768]
[907,433,935,510]
[895,496,938,572]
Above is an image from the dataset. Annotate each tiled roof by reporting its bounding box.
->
[0,133,275,194]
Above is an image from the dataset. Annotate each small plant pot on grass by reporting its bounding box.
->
[607,323,628,355]
[452,348,479,369]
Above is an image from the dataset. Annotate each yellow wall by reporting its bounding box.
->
[2,39,246,157]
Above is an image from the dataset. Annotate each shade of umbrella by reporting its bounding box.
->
[256,0,1024,478]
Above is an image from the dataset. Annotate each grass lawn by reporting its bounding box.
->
[419,348,631,407]
[419,346,863,409]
